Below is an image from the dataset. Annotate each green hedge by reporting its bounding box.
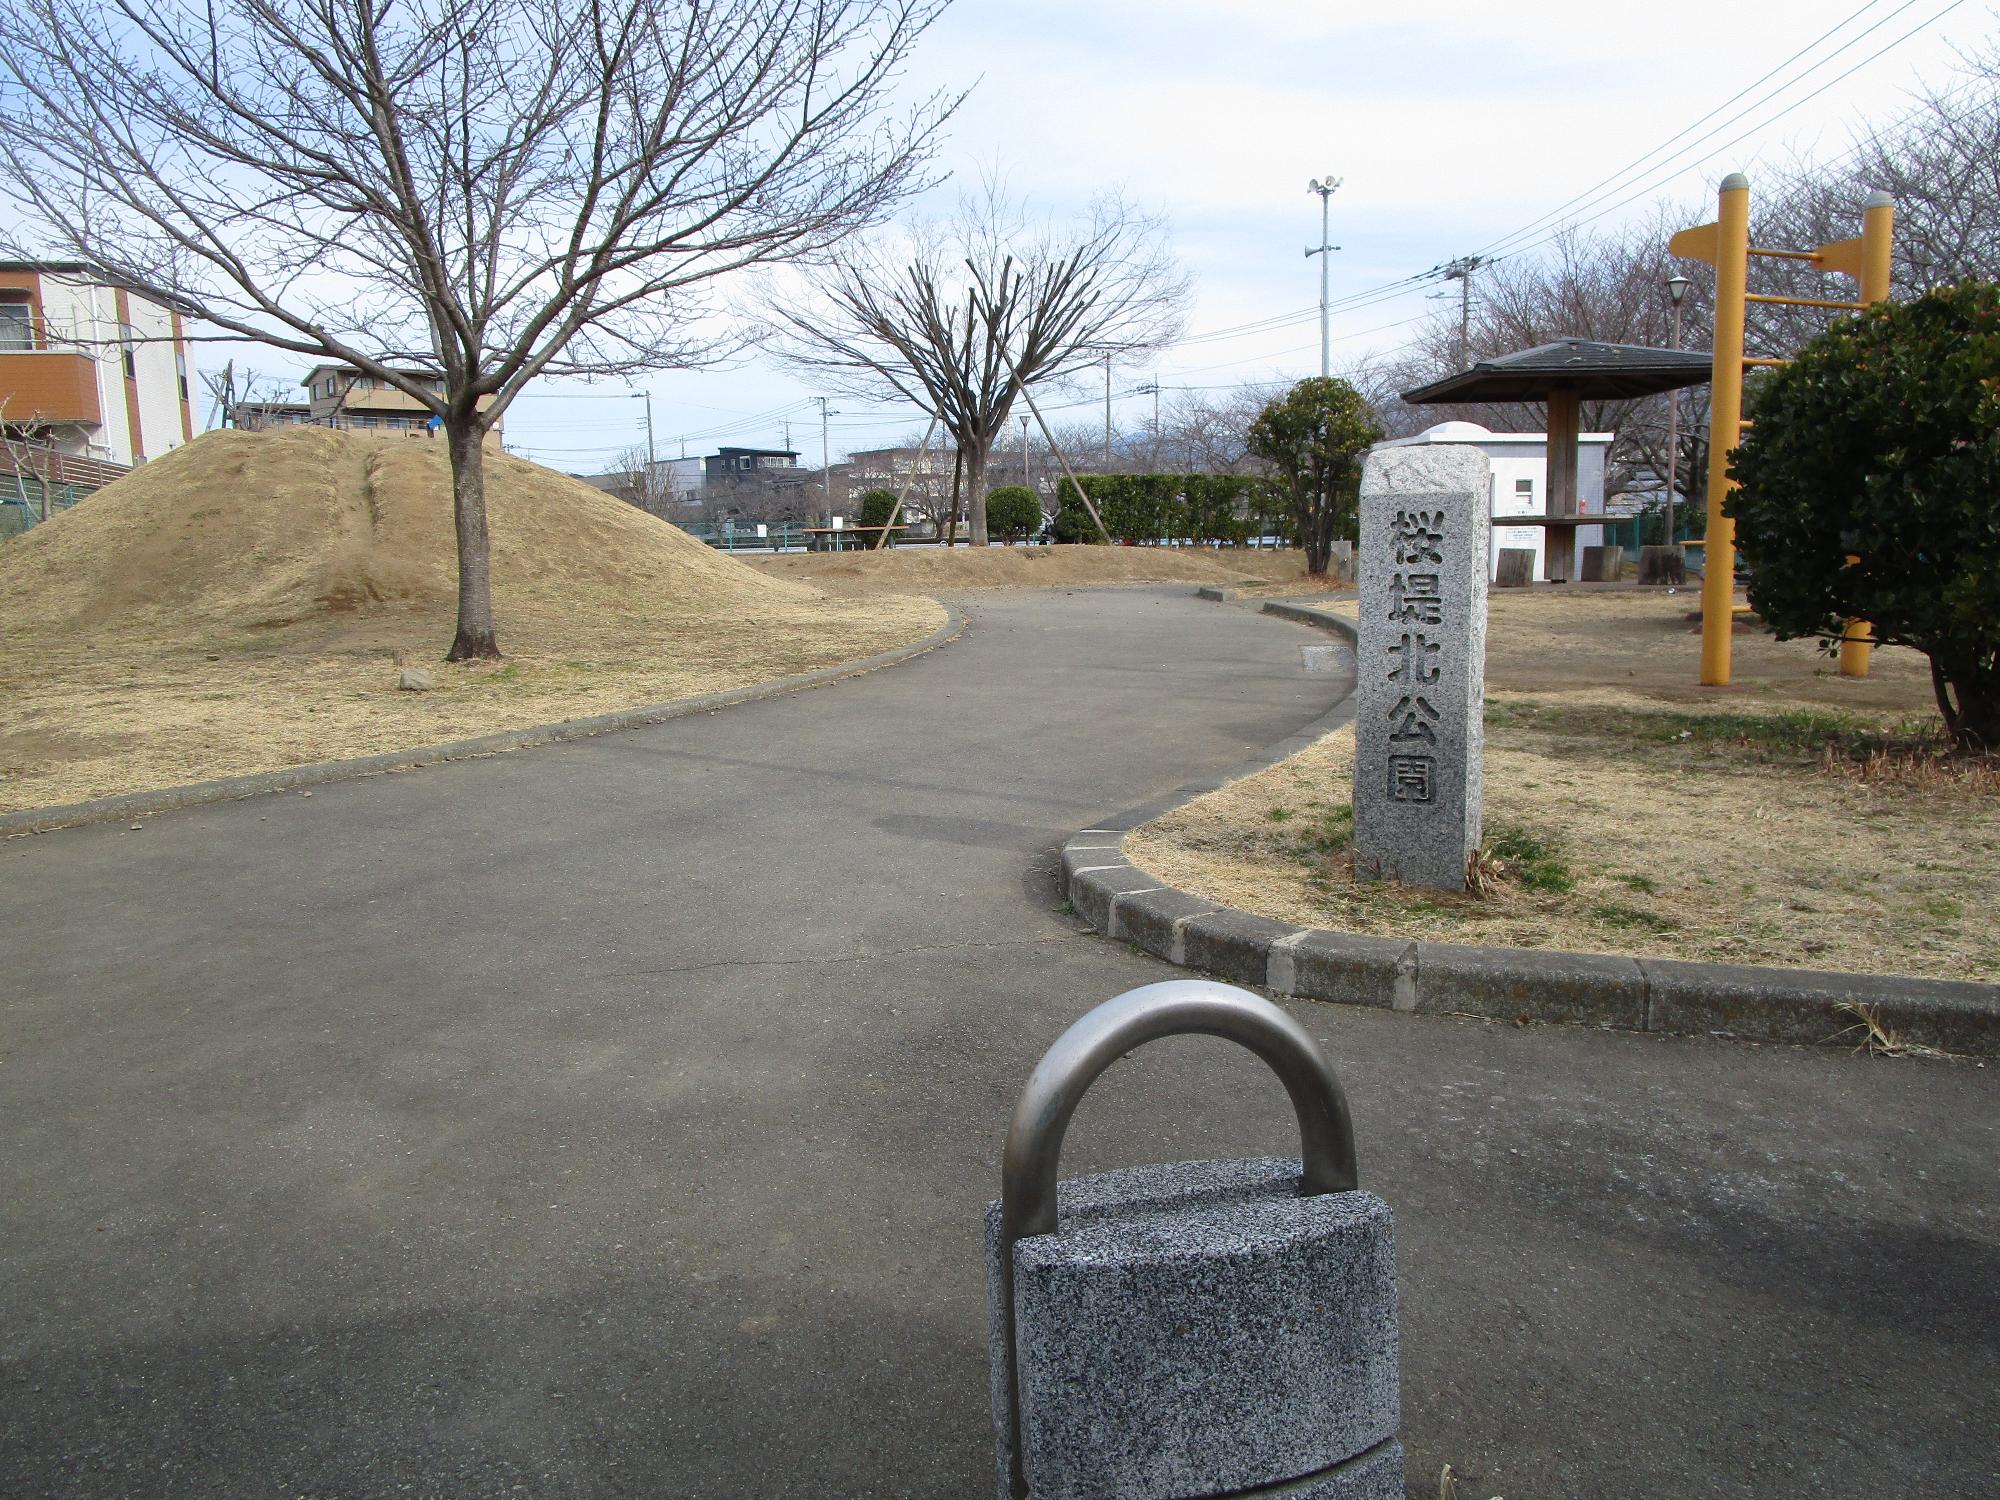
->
[1051,473,1287,545]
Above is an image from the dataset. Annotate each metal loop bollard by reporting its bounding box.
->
[1000,979,1358,1250]
[989,980,1395,1500]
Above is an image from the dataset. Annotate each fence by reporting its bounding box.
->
[0,442,129,536]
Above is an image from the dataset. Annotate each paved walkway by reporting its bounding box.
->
[3,589,1993,1497]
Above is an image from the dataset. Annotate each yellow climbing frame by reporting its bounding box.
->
[1669,176,1894,686]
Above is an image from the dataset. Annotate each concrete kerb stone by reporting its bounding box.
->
[1259,599,1357,634]
[1180,909,1300,989]
[1638,956,2000,1055]
[1061,589,2000,1056]
[1069,863,1162,935]
[1,605,967,838]
[1416,941,1647,1031]
[1106,887,1221,961]
[1283,931,1418,1013]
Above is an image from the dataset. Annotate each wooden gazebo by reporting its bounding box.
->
[1400,338,1712,582]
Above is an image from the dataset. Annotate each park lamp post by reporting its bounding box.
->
[1662,273,1692,550]
[1306,176,1341,380]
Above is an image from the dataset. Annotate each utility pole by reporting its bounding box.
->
[815,395,836,525]
[1135,382,1160,468]
[1306,177,1341,379]
[1021,414,1030,486]
[1439,256,1486,368]
[1103,355,1112,467]
[630,391,656,510]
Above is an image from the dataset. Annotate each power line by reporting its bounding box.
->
[1491,0,1968,265]
[1470,0,1917,262]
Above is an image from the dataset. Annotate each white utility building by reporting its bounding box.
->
[1373,420,1610,581]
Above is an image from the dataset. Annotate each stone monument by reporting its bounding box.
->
[1353,445,1488,891]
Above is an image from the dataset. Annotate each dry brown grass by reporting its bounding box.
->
[0,428,942,813]
[1126,588,2000,982]
[739,543,1323,596]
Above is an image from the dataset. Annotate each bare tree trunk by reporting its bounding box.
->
[1297,481,1334,577]
[445,418,501,661]
[965,440,990,545]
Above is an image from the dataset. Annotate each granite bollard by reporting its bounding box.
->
[1353,445,1489,891]
[986,981,1402,1500]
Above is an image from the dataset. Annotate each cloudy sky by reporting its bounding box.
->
[339,0,1996,472]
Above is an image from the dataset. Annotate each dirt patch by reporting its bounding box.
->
[1125,590,1999,982]
[0,429,942,813]
[739,544,1325,596]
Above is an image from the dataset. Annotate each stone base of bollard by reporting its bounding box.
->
[987,1158,1401,1500]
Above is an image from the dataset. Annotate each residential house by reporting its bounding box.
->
[0,261,195,481]
[234,365,503,445]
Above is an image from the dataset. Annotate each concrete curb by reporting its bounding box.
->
[3,605,967,837]
[1076,594,2000,1057]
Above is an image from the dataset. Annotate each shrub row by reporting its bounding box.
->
[1050,473,1293,546]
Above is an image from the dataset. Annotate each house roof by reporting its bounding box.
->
[301,363,443,385]
[1400,338,1714,404]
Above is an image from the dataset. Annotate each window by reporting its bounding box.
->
[0,297,31,351]
[355,414,378,428]
[176,352,189,402]
[120,323,138,379]
[1515,478,1533,494]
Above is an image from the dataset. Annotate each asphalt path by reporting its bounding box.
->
[3,588,1994,1498]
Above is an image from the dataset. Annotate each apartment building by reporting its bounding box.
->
[234,365,503,445]
[0,261,195,470]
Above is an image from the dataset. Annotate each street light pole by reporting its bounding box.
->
[1306,177,1341,379]
[1663,274,1691,551]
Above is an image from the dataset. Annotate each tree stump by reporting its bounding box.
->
[1580,545,1622,583]
[1494,548,1534,588]
[1637,544,1687,586]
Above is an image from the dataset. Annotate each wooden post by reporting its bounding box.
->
[871,413,942,551]
[1010,372,1113,546]
[1543,387,1580,582]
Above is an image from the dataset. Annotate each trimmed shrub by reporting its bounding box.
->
[1726,280,2000,749]
[985,484,1043,543]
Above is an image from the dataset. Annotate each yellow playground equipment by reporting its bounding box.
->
[1670,173,1894,686]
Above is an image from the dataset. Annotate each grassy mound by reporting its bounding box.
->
[0,426,828,640]
[0,429,942,812]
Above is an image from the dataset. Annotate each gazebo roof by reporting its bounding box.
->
[1401,338,1714,404]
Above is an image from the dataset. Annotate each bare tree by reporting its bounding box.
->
[0,400,56,521]
[600,445,655,513]
[1380,209,1713,506]
[769,182,1188,543]
[1157,383,1288,475]
[0,0,955,657]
